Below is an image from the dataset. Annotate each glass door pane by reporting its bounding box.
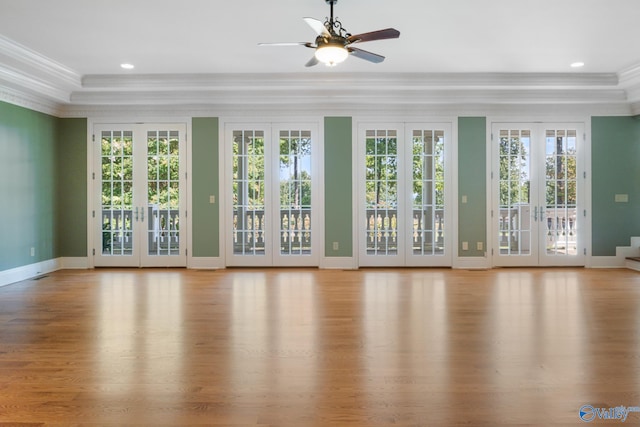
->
[227,127,270,266]
[365,129,399,257]
[497,129,533,258]
[232,130,266,256]
[411,129,445,256]
[540,126,583,265]
[273,125,319,266]
[146,130,181,256]
[278,129,312,256]
[140,124,186,267]
[358,125,405,267]
[100,130,136,259]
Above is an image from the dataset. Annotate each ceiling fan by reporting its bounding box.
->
[259,0,400,67]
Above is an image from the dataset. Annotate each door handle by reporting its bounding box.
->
[140,206,145,222]
[134,207,139,222]
[533,206,537,222]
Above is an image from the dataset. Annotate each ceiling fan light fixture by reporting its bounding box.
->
[315,44,349,66]
[258,0,399,67]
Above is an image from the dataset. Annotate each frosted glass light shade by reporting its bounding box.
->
[315,45,348,66]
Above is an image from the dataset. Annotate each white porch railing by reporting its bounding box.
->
[498,205,577,255]
[101,206,180,255]
[233,209,312,254]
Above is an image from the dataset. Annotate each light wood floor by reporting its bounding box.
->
[1,268,640,426]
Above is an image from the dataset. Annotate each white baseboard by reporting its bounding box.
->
[321,257,358,270]
[453,256,490,270]
[188,257,225,269]
[0,258,61,288]
[625,259,640,272]
[589,256,625,268]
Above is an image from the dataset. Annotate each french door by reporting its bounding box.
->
[225,123,320,267]
[93,123,187,267]
[491,123,585,266]
[357,123,453,267]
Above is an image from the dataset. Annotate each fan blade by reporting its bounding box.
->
[303,17,330,37]
[258,42,315,47]
[347,28,400,44]
[305,55,319,67]
[348,47,385,63]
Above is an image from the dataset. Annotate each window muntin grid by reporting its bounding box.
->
[498,129,531,256]
[412,129,445,256]
[100,130,134,256]
[146,130,180,256]
[279,130,312,255]
[544,129,578,256]
[365,129,399,255]
[232,130,266,255]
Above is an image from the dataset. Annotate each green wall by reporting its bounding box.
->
[0,101,58,270]
[324,117,353,257]
[592,116,640,256]
[191,117,220,257]
[458,117,487,257]
[4,106,640,272]
[56,118,87,257]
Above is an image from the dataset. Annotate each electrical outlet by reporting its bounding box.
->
[332,242,339,251]
[209,195,215,204]
[462,241,468,251]
[30,247,35,257]
[477,242,483,251]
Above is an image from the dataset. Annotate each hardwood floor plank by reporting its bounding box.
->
[0,268,639,425]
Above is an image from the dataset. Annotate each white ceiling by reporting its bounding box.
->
[1,0,640,113]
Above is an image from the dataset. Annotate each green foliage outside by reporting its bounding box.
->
[101,134,180,210]
[365,134,445,209]
[499,135,577,208]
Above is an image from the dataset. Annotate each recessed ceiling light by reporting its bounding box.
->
[570,62,585,68]
[120,63,135,70]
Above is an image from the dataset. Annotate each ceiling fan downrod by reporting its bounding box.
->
[324,0,349,38]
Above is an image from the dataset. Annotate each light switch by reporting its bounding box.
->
[461,195,468,204]
[209,195,216,204]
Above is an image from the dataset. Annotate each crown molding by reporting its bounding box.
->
[82,72,619,91]
[70,86,627,107]
[618,63,640,84]
[0,64,72,102]
[0,34,81,89]
[59,101,632,119]
[619,62,640,104]
[0,84,62,116]
[72,72,625,109]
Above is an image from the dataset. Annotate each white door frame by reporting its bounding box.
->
[90,122,188,268]
[490,121,587,267]
[356,121,455,267]
[223,121,322,267]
